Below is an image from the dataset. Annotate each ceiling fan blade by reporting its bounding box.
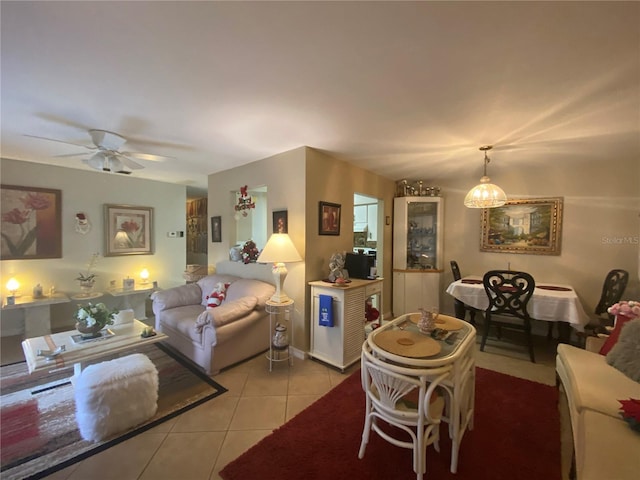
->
[89,129,126,150]
[121,151,170,162]
[53,152,90,158]
[24,134,96,150]
[115,153,145,170]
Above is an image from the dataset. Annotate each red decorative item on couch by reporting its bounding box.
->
[206,282,229,308]
[599,314,634,355]
[618,398,640,432]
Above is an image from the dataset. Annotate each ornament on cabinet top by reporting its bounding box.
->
[396,179,441,197]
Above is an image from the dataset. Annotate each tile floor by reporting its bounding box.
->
[1,327,572,480]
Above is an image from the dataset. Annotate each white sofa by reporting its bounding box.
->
[151,261,275,375]
[556,337,640,480]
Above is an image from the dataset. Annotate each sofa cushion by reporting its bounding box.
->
[580,409,640,480]
[195,296,258,331]
[159,304,206,343]
[197,274,239,306]
[151,283,201,312]
[600,314,635,355]
[606,319,640,382]
[557,344,640,418]
[225,278,275,307]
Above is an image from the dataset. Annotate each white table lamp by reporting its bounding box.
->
[6,277,20,296]
[140,269,150,284]
[257,234,302,304]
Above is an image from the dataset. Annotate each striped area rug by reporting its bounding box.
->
[1,342,226,480]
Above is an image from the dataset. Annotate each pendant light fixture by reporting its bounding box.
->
[463,145,507,208]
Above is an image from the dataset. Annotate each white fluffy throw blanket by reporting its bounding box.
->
[74,353,159,442]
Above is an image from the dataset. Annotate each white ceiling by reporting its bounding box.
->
[2,1,639,193]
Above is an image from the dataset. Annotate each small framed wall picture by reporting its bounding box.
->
[319,201,341,235]
[211,216,222,242]
[272,210,288,234]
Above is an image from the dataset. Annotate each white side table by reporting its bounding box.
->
[2,293,70,337]
[265,299,294,372]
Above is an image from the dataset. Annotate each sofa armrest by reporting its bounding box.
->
[152,284,202,313]
[585,335,606,353]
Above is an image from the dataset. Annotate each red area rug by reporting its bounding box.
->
[221,367,561,480]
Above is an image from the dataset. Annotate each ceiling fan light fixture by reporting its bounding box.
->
[464,145,507,208]
[108,154,123,173]
[87,152,105,170]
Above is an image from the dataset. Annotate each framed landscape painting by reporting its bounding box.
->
[480,197,563,255]
[104,204,154,256]
[1,184,62,260]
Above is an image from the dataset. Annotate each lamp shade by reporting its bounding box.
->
[463,176,507,208]
[6,277,20,294]
[257,234,302,304]
[257,234,302,264]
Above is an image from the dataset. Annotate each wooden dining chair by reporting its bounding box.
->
[480,270,536,362]
[594,269,629,324]
[359,343,449,480]
[450,260,479,325]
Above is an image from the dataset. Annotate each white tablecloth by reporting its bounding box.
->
[446,276,591,331]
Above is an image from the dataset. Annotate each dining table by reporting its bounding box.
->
[366,313,476,474]
[446,276,591,339]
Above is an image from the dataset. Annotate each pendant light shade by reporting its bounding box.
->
[464,145,507,208]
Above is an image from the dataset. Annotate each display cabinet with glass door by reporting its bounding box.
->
[393,197,443,316]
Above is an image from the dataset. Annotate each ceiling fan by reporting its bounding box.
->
[25,129,169,174]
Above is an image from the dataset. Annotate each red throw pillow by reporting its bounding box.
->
[599,315,634,355]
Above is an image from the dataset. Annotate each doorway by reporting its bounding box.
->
[353,193,384,272]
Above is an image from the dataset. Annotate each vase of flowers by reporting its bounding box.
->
[76,253,99,296]
[241,240,259,264]
[607,300,640,325]
[75,302,118,338]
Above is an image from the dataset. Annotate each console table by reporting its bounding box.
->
[107,284,156,319]
[2,293,70,337]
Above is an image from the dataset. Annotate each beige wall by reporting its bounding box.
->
[207,147,308,349]
[0,158,187,334]
[436,155,640,317]
[304,148,396,318]
[208,147,396,353]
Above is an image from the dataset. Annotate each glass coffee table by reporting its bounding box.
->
[21,319,167,375]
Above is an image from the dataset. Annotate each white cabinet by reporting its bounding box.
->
[392,271,441,316]
[367,204,378,241]
[353,204,378,241]
[393,196,443,316]
[309,278,383,371]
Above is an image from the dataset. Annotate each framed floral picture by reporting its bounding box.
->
[319,201,341,235]
[1,184,62,260]
[480,197,563,255]
[273,210,288,234]
[104,204,154,256]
